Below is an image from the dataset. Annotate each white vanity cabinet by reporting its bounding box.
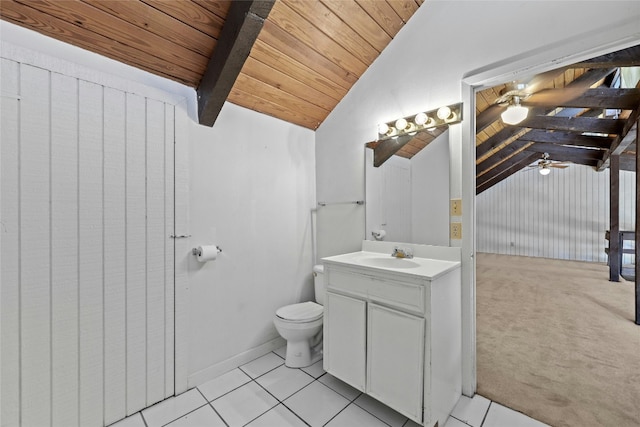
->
[322,246,461,427]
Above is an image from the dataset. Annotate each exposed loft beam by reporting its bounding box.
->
[522,88,640,110]
[476,130,612,177]
[477,150,536,189]
[476,153,540,194]
[476,140,531,176]
[524,144,603,167]
[598,111,640,170]
[476,68,614,134]
[197,0,275,126]
[573,45,640,68]
[520,115,625,134]
[519,130,613,149]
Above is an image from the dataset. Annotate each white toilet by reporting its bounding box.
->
[273,265,325,368]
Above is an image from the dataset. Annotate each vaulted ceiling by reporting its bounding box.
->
[2,1,638,194]
[0,0,423,129]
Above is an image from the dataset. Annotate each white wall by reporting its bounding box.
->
[477,165,636,263]
[187,103,316,385]
[411,132,450,246]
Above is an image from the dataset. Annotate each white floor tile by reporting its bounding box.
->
[318,374,361,401]
[165,405,226,427]
[273,346,287,359]
[141,389,207,427]
[255,364,314,401]
[284,381,350,427]
[403,418,422,427]
[301,359,325,378]
[325,403,389,427]
[198,368,251,402]
[246,404,307,427]
[211,381,278,426]
[353,393,407,427]
[450,394,491,427]
[240,352,284,378]
[483,402,550,427]
[443,416,471,427]
[109,413,146,427]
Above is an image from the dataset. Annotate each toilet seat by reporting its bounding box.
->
[276,301,323,322]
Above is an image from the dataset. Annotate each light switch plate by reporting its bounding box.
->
[450,199,462,216]
[450,222,462,240]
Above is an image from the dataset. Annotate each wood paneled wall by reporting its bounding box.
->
[1,58,176,426]
[477,164,635,263]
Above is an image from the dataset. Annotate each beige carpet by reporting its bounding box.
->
[476,253,640,427]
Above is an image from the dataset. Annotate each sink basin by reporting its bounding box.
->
[356,256,421,269]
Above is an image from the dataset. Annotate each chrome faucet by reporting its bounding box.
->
[391,246,413,259]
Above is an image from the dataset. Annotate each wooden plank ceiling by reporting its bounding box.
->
[0,0,423,130]
[475,45,640,194]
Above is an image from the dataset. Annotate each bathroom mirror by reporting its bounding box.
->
[364,129,451,246]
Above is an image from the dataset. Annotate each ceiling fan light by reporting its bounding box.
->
[539,166,551,176]
[501,104,529,125]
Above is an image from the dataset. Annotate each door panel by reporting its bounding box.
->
[324,292,367,391]
[0,59,176,426]
[367,303,425,423]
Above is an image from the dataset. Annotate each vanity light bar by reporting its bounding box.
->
[377,102,463,141]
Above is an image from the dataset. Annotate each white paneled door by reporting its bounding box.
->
[1,59,176,426]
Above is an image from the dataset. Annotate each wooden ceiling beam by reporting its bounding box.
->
[598,109,640,170]
[524,143,604,163]
[522,88,640,110]
[520,115,625,134]
[475,68,613,134]
[476,153,540,194]
[573,45,640,68]
[197,0,275,127]
[476,140,531,176]
[519,129,614,149]
[477,150,536,187]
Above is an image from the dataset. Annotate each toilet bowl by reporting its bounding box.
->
[273,265,325,368]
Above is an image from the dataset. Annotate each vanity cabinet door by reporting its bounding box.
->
[367,303,425,424]
[323,292,366,391]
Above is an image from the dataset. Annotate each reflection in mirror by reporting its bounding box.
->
[365,130,451,246]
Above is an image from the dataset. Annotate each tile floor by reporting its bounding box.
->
[111,347,549,427]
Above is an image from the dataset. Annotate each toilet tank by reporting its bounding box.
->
[313,265,325,305]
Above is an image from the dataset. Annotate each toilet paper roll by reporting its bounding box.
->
[196,245,220,262]
[372,230,386,240]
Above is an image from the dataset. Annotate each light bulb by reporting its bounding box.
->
[414,112,428,126]
[395,118,408,131]
[378,123,389,135]
[539,166,551,176]
[501,104,529,125]
[437,106,452,120]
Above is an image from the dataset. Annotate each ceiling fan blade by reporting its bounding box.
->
[550,164,570,168]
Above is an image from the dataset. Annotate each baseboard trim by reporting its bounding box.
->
[187,337,286,389]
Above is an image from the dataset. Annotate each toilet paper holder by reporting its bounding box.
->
[192,246,222,256]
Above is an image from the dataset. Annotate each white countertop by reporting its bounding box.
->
[322,250,461,280]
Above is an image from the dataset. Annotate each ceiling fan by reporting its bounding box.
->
[527,153,570,175]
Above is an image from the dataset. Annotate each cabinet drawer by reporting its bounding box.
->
[327,268,425,315]
[369,278,425,315]
[327,269,370,298]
